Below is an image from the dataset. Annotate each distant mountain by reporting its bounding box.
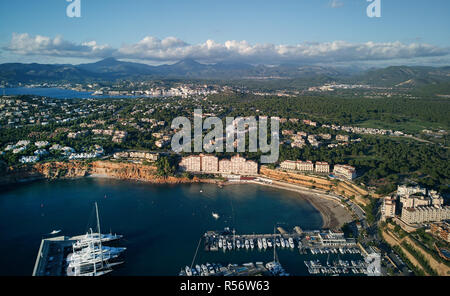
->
[350,65,450,87]
[76,57,156,76]
[0,59,449,88]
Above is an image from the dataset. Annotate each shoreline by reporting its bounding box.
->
[246,180,353,229]
[1,163,353,229]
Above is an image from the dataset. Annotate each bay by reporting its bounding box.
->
[0,178,331,276]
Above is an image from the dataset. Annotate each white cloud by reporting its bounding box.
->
[116,36,449,64]
[3,33,450,65]
[5,33,114,59]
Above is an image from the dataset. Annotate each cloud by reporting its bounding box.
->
[329,0,344,8]
[116,37,449,64]
[3,33,450,65]
[4,33,114,59]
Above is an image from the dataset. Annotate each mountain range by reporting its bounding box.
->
[1,58,450,89]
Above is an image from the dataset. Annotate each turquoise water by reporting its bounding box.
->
[0,178,328,276]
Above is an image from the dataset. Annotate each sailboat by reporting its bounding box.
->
[265,226,289,276]
[67,202,124,276]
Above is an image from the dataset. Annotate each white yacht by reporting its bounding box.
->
[67,245,126,263]
[73,229,123,250]
[257,238,263,249]
[288,238,295,249]
[185,266,192,276]
[66,202,125,277]
[275,238,281,247]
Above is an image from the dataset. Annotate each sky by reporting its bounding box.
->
[0,0,449,66]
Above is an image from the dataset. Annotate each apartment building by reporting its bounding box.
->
[201,154,219,173]
[381,196,396,220]
[280,160,297,171]
[179,155,201,172]
[180,154,258,175]
[315,162,330,174]
[219,155,258,175]
[401,206,450,225]
[333,164,356,180]
[297,160,314,172]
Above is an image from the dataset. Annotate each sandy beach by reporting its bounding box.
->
[247,180,354,229]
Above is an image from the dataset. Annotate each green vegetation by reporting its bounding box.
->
[392,245,425,276]
[401,241,437,276]
[210,93,450,128]
[363,198,378,225]
[155,156,177,177]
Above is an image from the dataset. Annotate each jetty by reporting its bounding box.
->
[32,234,90,276]
[203,227,358,253]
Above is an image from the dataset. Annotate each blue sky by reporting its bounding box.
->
[0,0,449,65]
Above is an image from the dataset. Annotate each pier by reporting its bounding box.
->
[32,234,89,276]
[203,227,359,254]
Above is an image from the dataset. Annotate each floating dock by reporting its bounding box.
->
[32,234,89,276]
[203,228,358,253]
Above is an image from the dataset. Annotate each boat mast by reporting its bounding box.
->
[273,225,277,263]
[95,202,104,270]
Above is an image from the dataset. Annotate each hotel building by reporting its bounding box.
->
[315,162,330,174]
[333,164,356,180]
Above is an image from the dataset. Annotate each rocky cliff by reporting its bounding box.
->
[0,160,202,186]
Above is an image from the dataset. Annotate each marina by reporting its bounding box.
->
[32,203,125,276]
[179,261,288,276]
[203,227,359,255]
[304,259,368,275]
[1,180,328,276]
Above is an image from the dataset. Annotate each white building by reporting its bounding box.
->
[315,162,330,174]
[20,155,39,164]
[333,164,356,180]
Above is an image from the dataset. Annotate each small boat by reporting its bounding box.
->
[185,266,192,276]
[212,212,220,220]
[257,238,262,249]
[49,230,61,235]
[245,239,250,250]
[288,237,295,249]
[201,264,208,275]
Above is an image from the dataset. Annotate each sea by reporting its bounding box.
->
[0,178,366,276]
[2,87,142,99]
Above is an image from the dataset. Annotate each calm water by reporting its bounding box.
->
[0,178,331,276]
[2,87,141,99]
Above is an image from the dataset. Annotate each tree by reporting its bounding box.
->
[155,156,176,177]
